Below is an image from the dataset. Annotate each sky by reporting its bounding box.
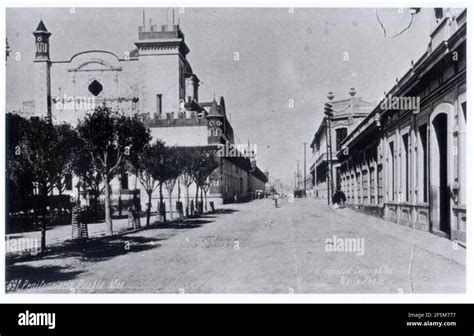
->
[6,7,437,188]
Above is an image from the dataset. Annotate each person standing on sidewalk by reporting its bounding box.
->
[332,189,346,209]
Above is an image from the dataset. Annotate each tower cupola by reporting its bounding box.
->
[33,20,51,60]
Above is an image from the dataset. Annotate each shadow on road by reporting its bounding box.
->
[214,209,239,215]
[7,235,163,265]
[158,218,214,229]
[150,209,238,229]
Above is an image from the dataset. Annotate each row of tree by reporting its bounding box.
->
[7,106,219,252]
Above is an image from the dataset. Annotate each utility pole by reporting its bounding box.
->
[325,92,335,205]
[297,160,300,191]
[302,142,307,197]
[325,120,331,205]
[327,117,334,198]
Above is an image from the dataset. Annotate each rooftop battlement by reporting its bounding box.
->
[138,23,184,40]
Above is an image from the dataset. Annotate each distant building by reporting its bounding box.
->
[304,174,313,196]
[309,89,375,200]
[248,167,267,198]
[337,8,466,244]
[30,17,267,211]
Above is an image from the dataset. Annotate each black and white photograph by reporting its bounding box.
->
[4,6,467,295]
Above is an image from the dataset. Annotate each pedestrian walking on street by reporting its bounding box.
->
[273,193,280,208]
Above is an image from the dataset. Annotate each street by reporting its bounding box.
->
[6,198,465,294]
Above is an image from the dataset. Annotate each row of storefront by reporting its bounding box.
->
[336,9,466,244]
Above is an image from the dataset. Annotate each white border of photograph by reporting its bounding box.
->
[0,0,472,303]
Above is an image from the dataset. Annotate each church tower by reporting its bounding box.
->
[135,17,191,119]
[33,20,52,121]
[206,99,225,144]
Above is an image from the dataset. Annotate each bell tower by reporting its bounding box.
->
[206,99,225,145]
[33,20,52,121]
[135,17,190,119]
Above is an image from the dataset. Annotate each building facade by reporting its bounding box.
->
[31,18,267,213]
[337,8,466,244]
[309,89,375,199]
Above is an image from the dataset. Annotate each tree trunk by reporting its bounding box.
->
[146,191,152,226]
[168,188,174,220]
[40,194,47,253]
[177,179,181,202]
[57,183,63,223]
[195,184,199,216]
[41,204,47,253]
[104,180,113,235]
[134,169,138,190]
[159,182,166,224]
[204,191,208,212]
[185,185,190,217]
[41,219,47,252]
[200,188,204,214]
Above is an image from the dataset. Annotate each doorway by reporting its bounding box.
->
[431,113,450,235]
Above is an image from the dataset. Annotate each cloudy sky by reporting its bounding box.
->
[6,8,436,187]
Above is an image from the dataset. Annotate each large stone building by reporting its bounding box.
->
[336,8,466,244]
[31,17,267,212]
[309,89,375,199]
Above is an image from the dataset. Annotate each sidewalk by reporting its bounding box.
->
[329,204,466,267]
[6,208,225,253]
[6,216,147,252]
